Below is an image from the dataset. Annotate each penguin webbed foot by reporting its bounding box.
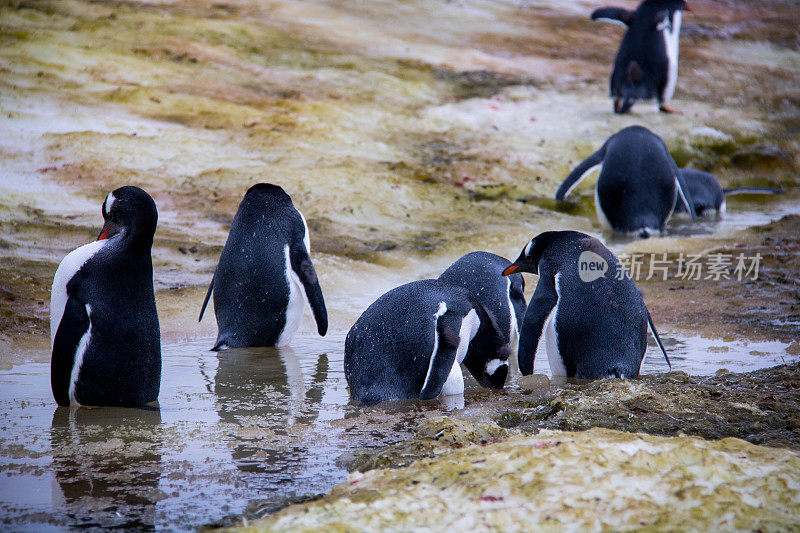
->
[659,104,683,115]
[614,98,635,114]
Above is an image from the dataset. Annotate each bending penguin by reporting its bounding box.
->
[502,231,670,379]
[50,186,161,407]
[592,0,691,114]
[344,279,509,405]
[555,125,696,238]
[673,168,783,217]
[438,251,526,368]
[199,183,327,350]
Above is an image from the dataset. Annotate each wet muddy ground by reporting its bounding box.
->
[1,0,799,530]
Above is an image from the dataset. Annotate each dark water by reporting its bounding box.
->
[0,329,793,531]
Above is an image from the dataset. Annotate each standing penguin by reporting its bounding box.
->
[673,168,783,217]
[555,125,696,238]
[50,186,161,407]
[502,231,670,379]
[592,0,690,114]
[199,184,327,350]
[345,279,509,405]
[437,252,526,364]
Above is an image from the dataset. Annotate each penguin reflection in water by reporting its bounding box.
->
[50,186,161,407]
[592,0,691,114]
[345,279,512,405]
[199,184,328,350]
[503,231,671,379]
[556,125,696,238]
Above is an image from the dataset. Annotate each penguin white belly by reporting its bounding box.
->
[68,303,92,406]
[50,239,108,346]
[441,359,464,396]
[454,309,480,365]
[543,303,566,377]
[594,186,614,231]
[505,278,520,375]
[661,11,681,103]
[543,273,567,377]
[441,308,480,396]
[276,245,308,346]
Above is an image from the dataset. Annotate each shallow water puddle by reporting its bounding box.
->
[1,328,795,530]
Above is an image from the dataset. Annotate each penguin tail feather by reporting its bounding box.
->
[211,338,228,351]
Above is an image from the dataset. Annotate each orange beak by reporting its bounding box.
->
[97,220,116,240]
[502,264,519,276]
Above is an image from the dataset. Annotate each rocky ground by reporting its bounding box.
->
[231,363,800,531]
[235,422,800,532]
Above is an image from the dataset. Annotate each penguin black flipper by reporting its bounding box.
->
[289,243,328,336]
[51,292,90,407]
[419,312,461,400]
[646,310,671,369]
[591,7,634,26]
[198,271,215,322]
[516,275,558,376]
[555,143,607,201]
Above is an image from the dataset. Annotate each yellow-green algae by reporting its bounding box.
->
[231,419,800,532]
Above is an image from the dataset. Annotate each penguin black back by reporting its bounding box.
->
[555,125,695,237]
[437,251,526,351]
[200,183,327,349]
[344,279,509,405]
[50,186,161,407]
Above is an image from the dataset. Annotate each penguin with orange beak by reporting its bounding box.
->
[50,186,161,407]
[502,230,670,379]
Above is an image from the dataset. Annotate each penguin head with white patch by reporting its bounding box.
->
[461,302,511,390]
[502,232,571,276]
[98,186,158,248]
[502,231,612,279]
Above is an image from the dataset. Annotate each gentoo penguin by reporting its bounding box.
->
[592,0,690,114]
[502,231,670,379]
[555,125,696,238]
[673,168,784,217]
[50,186,161,407]
[199,184,327,350]
[437,252,527,367]
[344,279,509,405]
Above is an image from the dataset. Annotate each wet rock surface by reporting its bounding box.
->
[345,363,800,475]
[233,424,800,532]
